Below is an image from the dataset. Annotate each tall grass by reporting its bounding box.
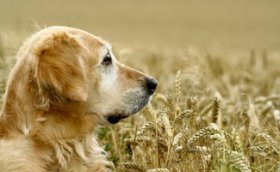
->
[0,33,279,172]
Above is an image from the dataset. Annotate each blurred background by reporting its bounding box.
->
[1,1,280,171]
[0,0,279,50]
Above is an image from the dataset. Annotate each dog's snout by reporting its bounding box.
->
[145,77,157,95]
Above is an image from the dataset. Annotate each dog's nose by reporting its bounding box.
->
[145,77,157,95]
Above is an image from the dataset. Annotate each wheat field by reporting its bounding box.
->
[1,0,280,171]
[103,48,280,172]
[0,33,280,171]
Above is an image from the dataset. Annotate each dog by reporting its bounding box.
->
[0,26,157,172]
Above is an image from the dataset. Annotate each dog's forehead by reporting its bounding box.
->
[65,27,111,55]
[74,31,112,64]
[80,33,112,58]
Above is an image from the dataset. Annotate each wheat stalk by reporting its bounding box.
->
[257,133,279,154]
[125,136,154,145]
[159,110,173,139]
[175,70,181,103]
[121,162,144,172]
[211,98,220,124]
[223,149,252,172]
[137,122,156,135]
[186,96,198,129]
[187,123,220,147]
[146,168,170,172]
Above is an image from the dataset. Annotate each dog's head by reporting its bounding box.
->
[33,26,157,125]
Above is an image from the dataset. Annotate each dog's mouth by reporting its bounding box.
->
[107,114,129,124]
[103,90,156,124]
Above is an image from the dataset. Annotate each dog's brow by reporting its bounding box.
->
[102,40,112,50]
[100,44,112,58]
[106,43,112,50]
[99,46,109,58]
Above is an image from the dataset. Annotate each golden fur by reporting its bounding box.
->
[0,26,157,172]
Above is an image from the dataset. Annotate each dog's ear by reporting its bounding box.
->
[34,31,88,102]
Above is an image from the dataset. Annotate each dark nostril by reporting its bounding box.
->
[146,77,158,95]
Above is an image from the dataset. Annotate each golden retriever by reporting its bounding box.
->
[0,26,157,172]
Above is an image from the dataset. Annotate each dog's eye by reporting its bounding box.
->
[102,53,112,66]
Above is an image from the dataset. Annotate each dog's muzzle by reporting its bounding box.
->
[106,77,157,124]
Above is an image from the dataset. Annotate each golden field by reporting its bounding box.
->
[0,0,280,171]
